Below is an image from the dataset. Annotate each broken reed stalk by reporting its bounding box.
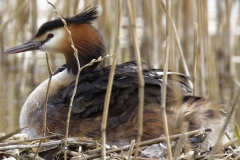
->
[193,23,198,95]
[160,0,172,159]
[208,87,240,160]
[33,52,53,160]
[126,0,145,158]
[101,0,122,159]
[45,1,80,160]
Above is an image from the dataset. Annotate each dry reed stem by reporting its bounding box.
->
[33,53,51,159]
[160,0,172,159]
[160,0,191,81]
[126,0,145,158]
[45,1,80,159]
[173,122,188,160]
[101,0,122,159]
[43,52,53,137]
[203,0,219,99]
[193,23,198,95]
[33,52,53,160]
[0,138,94,151]
[85,128,210,159]
[33,131,42,159]
[197,0,207,97]
[150,0,159,68]
[208,87,240,160]
[0,135,58,147]
[127,139,135,160]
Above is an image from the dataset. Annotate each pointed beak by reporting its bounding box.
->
[2,41,42,54]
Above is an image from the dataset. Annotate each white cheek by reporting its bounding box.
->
[41,29,65,53]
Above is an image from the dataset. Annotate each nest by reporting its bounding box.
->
[0,128,239,160]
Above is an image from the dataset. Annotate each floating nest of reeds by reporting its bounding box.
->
[0,128,239,160]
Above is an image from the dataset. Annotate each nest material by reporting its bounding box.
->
[0,128,239,160]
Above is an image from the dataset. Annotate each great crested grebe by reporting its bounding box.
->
[3,7,229,150]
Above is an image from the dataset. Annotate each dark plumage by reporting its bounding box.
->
[51,61,192,118]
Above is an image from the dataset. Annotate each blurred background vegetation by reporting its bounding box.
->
[0,0,239,133]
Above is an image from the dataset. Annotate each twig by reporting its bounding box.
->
[0,128,24,142]
[222,137,238,148]
[126,0,145,159]
[0,141,60,151]
[160,0,173,159]
[61,149,81,157]
[45,1,80,160]
[101,1,122,159]
[208,87,240,160]
[79,55,113,71]
[84,147,102,155]
[0,135,58,147]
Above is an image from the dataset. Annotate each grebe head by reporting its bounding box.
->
[2,7,106,75]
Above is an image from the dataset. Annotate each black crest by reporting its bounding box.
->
[35,7,98,38]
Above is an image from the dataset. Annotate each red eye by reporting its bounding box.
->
[47,33,54,39]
